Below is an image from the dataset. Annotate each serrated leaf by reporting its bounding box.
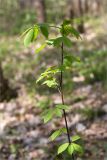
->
[72,143,83,154]
[68,144,74,155]
[72,135,81,142]
[56,104,69,110]
[50,130,61,141]
[24,29,34,47]
[58,143,69,154]
[35,43,46,54]
[40,24,49,38]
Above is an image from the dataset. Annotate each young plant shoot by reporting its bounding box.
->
[22,20,83,159]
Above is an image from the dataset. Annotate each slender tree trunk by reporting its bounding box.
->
[68,0,75,20]
[19,0,26,9]
[84,0,89,13]
[35,0,46,23]
[0,62,17,102]
[77,0,85,33]
[0,62,8,101]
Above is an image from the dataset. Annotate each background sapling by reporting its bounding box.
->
[22,19,84,159]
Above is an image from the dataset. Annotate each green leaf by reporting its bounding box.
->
[72,135,81,142]
[36,66,59,84]
[58,143,69,154]
[62,36,72,47]
[50,128,67,141]
[70,27,81,39]
[60,25,71,36]
[33,25,39,40]
[21,27,32,38]
[55,108,63,117]
[42,110,53,123]
[68,144,74,155]
[24,29,34,47]
[64,55,81,63]
[50,130,61,141]
[56,104,69,110]
[43,78,58,88]
[63,19,71,25]
[72,143,83,154]
[46,39,55,45]
[61,127,67,133]
[36,74,44,83]
[35,43,46,54]
[54,37,63,46]
[51,36,72,47]
[39,24,49,38]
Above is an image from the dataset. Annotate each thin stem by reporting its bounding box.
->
[59,42,75,160]
[60,43,71,144]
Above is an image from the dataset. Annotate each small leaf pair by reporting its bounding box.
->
[58,142,83,155]
[58,135,82,155]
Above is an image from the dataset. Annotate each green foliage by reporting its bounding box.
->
[42,109,53,123]
[43,78,58,88]
[42,106,65,123]
[35,43,47,54]
[68,144,74,155]
[36,66,60,88]
[24,28,34,47]
[61,24,80,39]
[56,104,69,110]
[58,143,69,154]
[58,141,83,155]
[50,128,67,141]
[39,23,49,38]
[72,135,81,142]
[72,143,83,154]
[23,25,39,47]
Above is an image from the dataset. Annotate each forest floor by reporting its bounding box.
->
[0,16,107,160]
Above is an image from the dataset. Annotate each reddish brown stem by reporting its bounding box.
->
[59,42,75,160]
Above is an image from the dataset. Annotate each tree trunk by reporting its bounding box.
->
[77,0,85,33]
[84,0,89,13]
[35,0,46,23]
[0,63,17,102]
[19,0,26,9]
[67,0,75,20]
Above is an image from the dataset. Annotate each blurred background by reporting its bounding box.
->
[0,0,107,159]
